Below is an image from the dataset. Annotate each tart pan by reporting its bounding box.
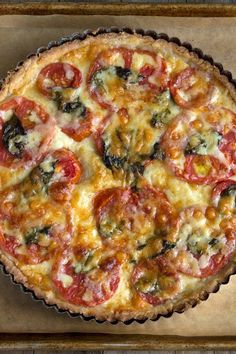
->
[0,26,236,325]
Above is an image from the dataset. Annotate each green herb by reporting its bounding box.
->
[2,114,27,158]
[61,96,87,117]
[150,142,165,161]
[25,225,51,245]
[209,238,219,246]
[150,109,171,128]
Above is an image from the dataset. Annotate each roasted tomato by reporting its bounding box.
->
[161,108,236,184]
[29,148,82,202]
[93,185,177,257]
[36,62,82,97]
[171,207,236,278]
[37,63,93,142]
[0,224,65,265]
[131,256,180,305]
[87,47,168,110]
[0,97,55,168]
[169,67,213,109]
[52,249,120,307]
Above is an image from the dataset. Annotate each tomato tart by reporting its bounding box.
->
[0,29,236,322]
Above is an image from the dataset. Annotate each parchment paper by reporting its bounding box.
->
[0,14,236,336]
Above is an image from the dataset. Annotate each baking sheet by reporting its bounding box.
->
[0,14,236,336]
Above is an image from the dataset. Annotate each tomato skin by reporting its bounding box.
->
[212,180,236,206]
[174,207,236,278]
[0,231,51,265]
[36,63,82,97]
[87,47,168,110]
[169,67,212,108]
[131,256,180,306]
[42,148,82,202]
[161,111,235,185]
[182,155,232,185]
[0,96,55,168]
[61,109,93,143]
[52,250,121,307]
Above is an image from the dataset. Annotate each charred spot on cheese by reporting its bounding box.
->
[2,114,27,158]
[53,90,87,117]
[150,142,165,161]
[25,225,51,245]
[184,131,222,156]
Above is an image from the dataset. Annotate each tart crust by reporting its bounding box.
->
[0,29,236,323]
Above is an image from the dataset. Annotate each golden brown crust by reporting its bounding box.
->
[0,30,236,323]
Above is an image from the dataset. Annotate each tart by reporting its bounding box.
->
[0,29,236,322]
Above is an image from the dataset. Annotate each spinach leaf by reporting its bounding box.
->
[25,225,51,245]
[2,114,27,158]
[150,142,165,161]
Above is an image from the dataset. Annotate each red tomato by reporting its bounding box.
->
[0,227,56,265]
[212,180,236,207]
[161,111,234,185]
[0,97,55,168]
[131,256,180,306]
[87,47,168,110]
[174,207,236,278]
[52,250,120,307]
[34,148,82,202]
[60,109,93,143]
[169,67,212,108]
[36,63,82,97]
[134,49,168,91]
[93,185,176,251]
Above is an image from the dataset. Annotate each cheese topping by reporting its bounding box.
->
[0,33,235,320]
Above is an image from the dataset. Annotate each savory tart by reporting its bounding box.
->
[0,30,236,322]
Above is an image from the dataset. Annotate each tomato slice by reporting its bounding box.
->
[0,224,67,265]
[37,63,93,143]
[161,110,234,184]
[36,63,82,97]
[172,207,236,278]
[131,256,180,306]
[30,148,82,202]
[93,185,176,254]
[87,47,168,110]
[52,250,120,307]
[169,67,212,108]
[0,96,55,168]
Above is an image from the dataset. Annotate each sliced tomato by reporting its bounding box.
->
[0,96,55,168]
[132,49,168,91]
[161,110,234,184]
[212,180,236,207]
[173,207,236,278]
[93,185,176,253]
[87,47,168,110]
[52,250,120,307]
[36,63,82,97]
[30,148,82,202]
[131,256,180,306]
[0,224,63,265]
[169,67,212,108]
[60,109,93,143]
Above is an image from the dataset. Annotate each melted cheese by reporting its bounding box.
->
[0,33,235,320]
